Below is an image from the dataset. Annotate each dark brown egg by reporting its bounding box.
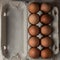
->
[41,48,52,59]
[28,14,39,25]
[41,25,52,35]
[28,2,39,13]
[41,37,52,47]
[28,25,39,36]
[41,3,51,13]
[41,14,52,24]
[28,37,40,47]
[29,48,40,58]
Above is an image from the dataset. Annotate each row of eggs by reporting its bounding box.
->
[28,2,53,59]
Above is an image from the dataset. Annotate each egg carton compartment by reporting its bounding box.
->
[0,1,59,60]
[27,1,59,60]
[1,1,28,60]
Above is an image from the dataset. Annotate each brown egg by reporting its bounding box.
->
[41,14,52,24]
[28,14,39,25]
[28,37,40,47]
[28,2,39,13]
[41,37,52,47]
[41,3,51,13]
[28,25,39,36]
[41,48,52,59]
[29,48,40,58]
[41,25,52,35]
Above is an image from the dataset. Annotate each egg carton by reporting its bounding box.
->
[0,1,59,60]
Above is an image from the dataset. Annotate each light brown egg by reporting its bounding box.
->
[41,37,52,47]
[28,2,39,13]
[28,14,39,25]
[28,25,39,36]
[41,48,52,59]
[41,14,52,24]
[41,25,52,35]
[29,48,40,58]
[41,3,51,13]
[28,37,40,47]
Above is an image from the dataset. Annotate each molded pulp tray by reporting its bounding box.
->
[0,1,59,60]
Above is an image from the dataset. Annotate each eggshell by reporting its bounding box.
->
[28,37,40,47]
[29,48,40,58]
[29,14,39,25]
[28,25,39,36]
[28,2,39,13]
[41,3,51,13]
[41,25,52,35]
[41,48,52,59]
[41,37,52,47]
[41,14,52,24]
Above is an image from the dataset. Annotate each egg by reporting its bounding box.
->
[28,14,39,25]
[41,3,51,13]
[28,25,39,36]
[41,48,52,59]
[41,37,52,47]
[28,37,40,47]
[41,25,52,35]
[28,2,39,13]
[29,48,40,58]
[40,14,52,24]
